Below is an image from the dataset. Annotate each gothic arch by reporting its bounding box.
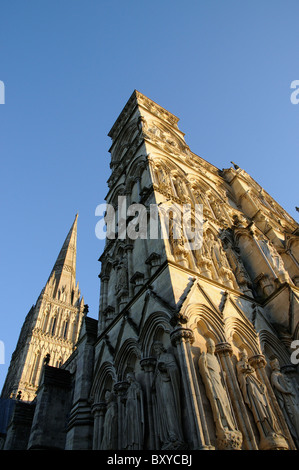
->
[145,118,188,159]
[187,303,226,343]
[107,182,126,208]
[125,155,147,188]
[224,316,260,356]
[156,155,187,177]
[90,361,117,403]
[188,174,227,205]
[108,240,132,265]
[259,329,292,365]
[149,154,191,199]
[112,118,140,165]
[139,311,172,357]
[114,338,142,381]
[101,259,113,278]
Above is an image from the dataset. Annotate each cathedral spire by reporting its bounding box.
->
[1,213,85,402]
[49,213,79,297]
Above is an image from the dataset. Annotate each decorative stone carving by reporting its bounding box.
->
[156,164,172,193]
[221,236,253,296]
[103,305,115,322]
[168,216,189,267]
[130,271,145,294]
[152,341,185,449]
[100,390,118,450]
[258,238,290,283]
[123,372,145,450]
[270,358,299,446]
[236,349,288,450]
[198,338,242,450]
[145,252,161,277]
[254,272,275,297]
[115,261,129,298]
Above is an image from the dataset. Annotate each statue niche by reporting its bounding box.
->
[258,238,290,284]
[221,236,253,297]
[151,341,185,449]
[196,230,235,288]
[270,358,299,447]
[167,211,190,268]
[100,390,118,450]
[123,372,145,450]
[115,261,129,298]
[236,349,288,450]
[198,338,242,450]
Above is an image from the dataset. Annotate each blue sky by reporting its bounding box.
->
[0,0,298,392]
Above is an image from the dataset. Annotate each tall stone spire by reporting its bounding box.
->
[1,214,85,402]
[49,213,78,297]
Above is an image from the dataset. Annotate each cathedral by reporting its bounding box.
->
[1,90,299,451]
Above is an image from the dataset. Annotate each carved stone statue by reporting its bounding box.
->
[115,261,128,297]
[168,215,189,267]
[100,390,118,450]
[236,349,287,450]
[222,238,253,297]
[198,338,242,450]
[270,358,299,446]
[152,341,185,449]
[258,239,289,282]
[123,372,144,450]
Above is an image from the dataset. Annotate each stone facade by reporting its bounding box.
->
[1,91,299,450]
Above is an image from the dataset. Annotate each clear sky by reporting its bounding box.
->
[0,0,298,392]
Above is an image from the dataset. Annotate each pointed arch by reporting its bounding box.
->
[111,118,140,165]
[259,329,291,365]
[224,316,260,356]
[186,303,226,343]
[90,361,117,403]
[114,338,142,381]
[139,311,172,357]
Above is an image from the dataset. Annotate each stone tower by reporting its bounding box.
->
[83,91,299,451]
[2,91,299,451]
[1,214,85,402]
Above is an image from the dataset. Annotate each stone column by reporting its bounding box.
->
[91,402,106,450]
[140,357,157,448]
[215,342,258,450]
[114,381,129,450]
[170,327,213,449]
[98,273,103,316]
[140,357,157,449]
[125,244,134,298]
[249,354,295,450]
[101,275,109,311]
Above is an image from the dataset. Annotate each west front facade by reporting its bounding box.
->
[1,91,299,451]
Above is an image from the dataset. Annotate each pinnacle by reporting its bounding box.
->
[47,213,78,295]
